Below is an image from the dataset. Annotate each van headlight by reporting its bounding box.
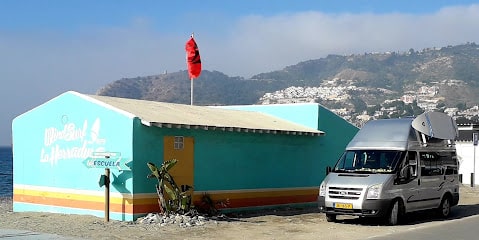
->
[366,184,382,199]
[319,182,326,197]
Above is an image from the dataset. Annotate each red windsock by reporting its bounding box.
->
[185,36,202,79]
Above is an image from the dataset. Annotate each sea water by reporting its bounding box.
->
[0,146,13,196]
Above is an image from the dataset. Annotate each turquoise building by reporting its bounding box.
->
[12,91,358,221]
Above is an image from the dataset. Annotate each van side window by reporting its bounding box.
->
[419,152,442,176]
[442,152,458,175]
[419,152,457,176]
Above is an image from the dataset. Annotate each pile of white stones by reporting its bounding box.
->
[136,212,221,228]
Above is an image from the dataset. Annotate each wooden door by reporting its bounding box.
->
[163,136,194,190]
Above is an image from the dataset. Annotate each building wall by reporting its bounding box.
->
[217,103,359,171]
[130,120,168,218]
[456,142,479,185]
[12,92,136,221]
[130,125,330,213]
[315,104,359,167]
[193,130,326,209]
[131,103,359,213]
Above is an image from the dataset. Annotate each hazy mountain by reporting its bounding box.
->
[97,43,479,109]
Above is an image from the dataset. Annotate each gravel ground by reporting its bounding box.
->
[1,185,479,240]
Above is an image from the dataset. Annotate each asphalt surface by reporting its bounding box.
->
[369,214,479,240]
[0,229,83,240]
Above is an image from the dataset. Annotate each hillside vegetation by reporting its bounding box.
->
[97,43,479,111]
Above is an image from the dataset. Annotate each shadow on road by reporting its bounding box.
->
[450,203,479,219]
[220,205,321,223]
[334,203,479,226]
[220,202,479,226]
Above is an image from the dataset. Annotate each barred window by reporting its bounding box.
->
[174,136,184,150]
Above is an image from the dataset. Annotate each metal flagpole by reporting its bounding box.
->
[474,132,478,187]
[190,32,194,105]
[191,77,193,105]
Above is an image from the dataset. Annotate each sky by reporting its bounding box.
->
[1,0,479,146]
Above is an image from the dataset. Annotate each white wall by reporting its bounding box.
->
[456,141,479,185]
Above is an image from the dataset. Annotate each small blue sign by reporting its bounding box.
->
[83,152,131,171]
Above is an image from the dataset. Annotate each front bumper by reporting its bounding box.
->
[318,196,393,217]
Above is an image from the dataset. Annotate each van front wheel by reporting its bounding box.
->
[386,200,400,225]
[326,214,336,222]
[437,197,451,218]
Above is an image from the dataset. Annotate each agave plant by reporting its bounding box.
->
[147,159,192,215]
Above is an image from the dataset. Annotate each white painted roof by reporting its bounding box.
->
[87,94,323,136]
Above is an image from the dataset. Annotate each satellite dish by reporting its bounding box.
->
[411,111,458,140]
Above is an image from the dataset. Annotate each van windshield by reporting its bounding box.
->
[333,150,404,173]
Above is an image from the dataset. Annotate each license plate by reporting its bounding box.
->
[334,203,353,209]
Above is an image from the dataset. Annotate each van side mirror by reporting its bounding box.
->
[404,167,411,179]
[408,159,418,177]
[409,165,417,177]
[326,166,332,175]
[399,164,417,182]
[398,165,411,180]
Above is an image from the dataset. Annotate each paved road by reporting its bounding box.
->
[0,229,82,240]
[369,215,479,240]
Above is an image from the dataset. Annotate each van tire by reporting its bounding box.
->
[437,196,451,218]
[386,200,400,225]
[326,214,336,222]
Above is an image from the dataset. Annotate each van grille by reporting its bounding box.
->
[328,187,363,200]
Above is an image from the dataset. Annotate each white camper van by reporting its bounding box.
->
[318,112,459,225]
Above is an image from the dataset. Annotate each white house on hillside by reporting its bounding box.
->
[455,122,479,186]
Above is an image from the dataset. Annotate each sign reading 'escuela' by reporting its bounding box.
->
[86,159,120,168]
[82,152,131,171]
